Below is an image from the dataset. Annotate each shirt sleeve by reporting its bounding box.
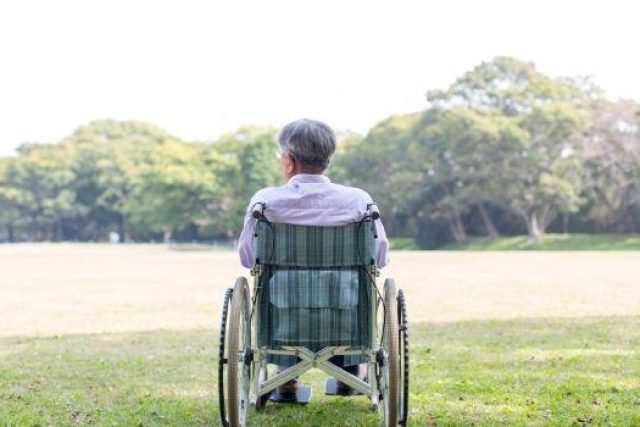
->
[375,219,390,268]
[237,196,263,268]
[237,213,256,268]
[361,190,390,268]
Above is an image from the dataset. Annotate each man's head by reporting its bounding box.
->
[277,119,336,180]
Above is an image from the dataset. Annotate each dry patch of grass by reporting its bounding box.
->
[1,245,639,337]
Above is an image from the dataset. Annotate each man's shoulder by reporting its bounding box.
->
[248,181,373,205]
[328,182,373,202]
[248,186,280,204]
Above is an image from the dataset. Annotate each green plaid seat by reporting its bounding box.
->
[255,221,376,367]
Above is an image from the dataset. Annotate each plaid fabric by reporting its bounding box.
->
[256,221,376,267]
[255,221,376,367]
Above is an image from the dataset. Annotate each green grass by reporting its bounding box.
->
[2,318,639,426]
[442,233,640,251]
[389,237,420,251]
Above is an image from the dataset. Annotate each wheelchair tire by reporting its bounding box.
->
[397,290,409,426]
[382,278,400,426]
[226,277,251,427]
[218,287,234,427]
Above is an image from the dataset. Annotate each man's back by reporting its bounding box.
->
[238,174,389,268]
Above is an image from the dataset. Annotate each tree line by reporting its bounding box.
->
[1,57,639,247]
[0,123,280,243]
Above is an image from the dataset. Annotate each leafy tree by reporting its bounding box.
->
[428,57,597,241]
[331,114,421,237]
[123,140,235,241]
[210,126,281,237]
[411,108,522,242]
[61,119,177,241]
[428,56,601,115]
[584,99,640,231]
[3,143,81,241]
[0,157,22,241]
[499,102,590,241]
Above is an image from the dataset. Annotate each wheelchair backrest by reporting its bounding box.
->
[255,220,376,268]
[254,220,377,358]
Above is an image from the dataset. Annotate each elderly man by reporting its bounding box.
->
[238,118,389,399]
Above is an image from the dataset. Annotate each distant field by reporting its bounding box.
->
[1,244,639,425]
[1,244,639,337]
[442,233,640,251]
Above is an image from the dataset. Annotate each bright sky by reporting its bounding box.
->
[0,0,638,156]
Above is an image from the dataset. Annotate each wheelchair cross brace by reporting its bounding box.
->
[253,346,378,399]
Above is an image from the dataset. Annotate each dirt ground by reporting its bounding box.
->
[1,244,639,337]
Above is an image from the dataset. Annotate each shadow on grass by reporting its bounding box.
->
[1,317,639,426]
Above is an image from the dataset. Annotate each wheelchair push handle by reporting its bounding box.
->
[367,203,380,221]
[367,203,380,239]
[251,202,266,219]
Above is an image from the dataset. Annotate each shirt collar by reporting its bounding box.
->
[287,174,331,184]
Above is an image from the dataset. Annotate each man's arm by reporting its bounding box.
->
[361,189,390,268]
[238,206,258,268]
[375,219,390,268]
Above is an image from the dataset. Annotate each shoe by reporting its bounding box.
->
[336,363,367,395]
[276,379,300,401]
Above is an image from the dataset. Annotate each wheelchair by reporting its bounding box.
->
[218,204,409,426]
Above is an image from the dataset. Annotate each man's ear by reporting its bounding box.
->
[285,154,296,176]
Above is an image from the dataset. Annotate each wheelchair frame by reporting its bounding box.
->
[218,205,409,426]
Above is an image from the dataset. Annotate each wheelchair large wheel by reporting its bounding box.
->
[397,290,409,426]
[381,278,400,426]
[218,288,234,427]
[224,278,251,427]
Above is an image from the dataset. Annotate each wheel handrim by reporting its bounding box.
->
[397,290,409,425]
[226,278,251,427]
[381,278,399,426]
[238,311,250,425]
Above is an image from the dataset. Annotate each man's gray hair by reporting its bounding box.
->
[278,119,336,169]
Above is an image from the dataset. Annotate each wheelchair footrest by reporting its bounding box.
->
[268,384,313,405]
[325,378,364,396]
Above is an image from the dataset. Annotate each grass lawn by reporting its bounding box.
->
[442,233,640,251]
[2,245,639,425]
[2,317,639,426]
